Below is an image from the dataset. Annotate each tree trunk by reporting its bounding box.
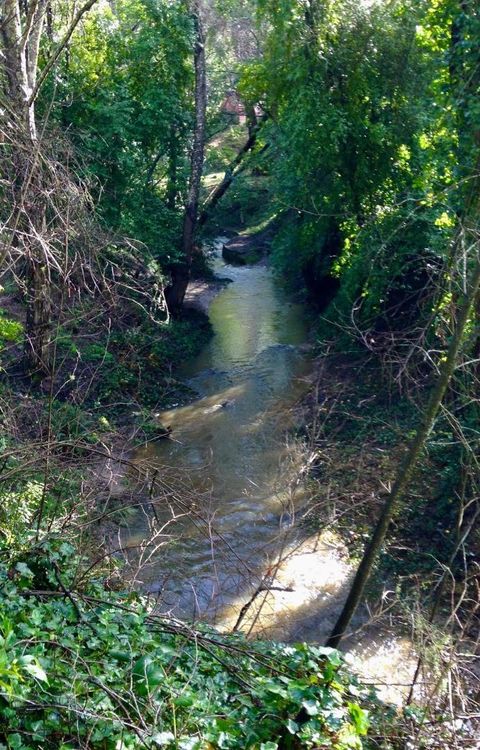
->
[199,115,268,228]
[327,245,480,648]
[0,0,52,374]
[24,255,52,374]
[166,124,179,210]
[0,0,98,375]
[165,0,206,313]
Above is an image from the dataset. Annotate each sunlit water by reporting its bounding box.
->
[126,241,313,614]
[123,241,419,704]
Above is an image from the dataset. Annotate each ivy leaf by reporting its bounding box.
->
[302,698,319,716]
[286,719,299,735]
[348,702,369,735]
[19,655,48,683]
[152,731,175,746]
[6,735,23,749]
[15,562,33,580]
[132,655,164,696]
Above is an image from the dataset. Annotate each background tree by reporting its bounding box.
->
[166,0,207,312]
[0,0,97,374]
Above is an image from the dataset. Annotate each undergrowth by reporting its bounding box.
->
[0,539,394,750]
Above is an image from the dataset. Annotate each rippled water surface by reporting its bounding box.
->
[127,242,313,616]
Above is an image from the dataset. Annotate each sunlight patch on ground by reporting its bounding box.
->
[219,531,420,706]
[347,637,419,705]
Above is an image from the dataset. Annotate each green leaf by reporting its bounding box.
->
[152,731,175,746]
[302,698,319,716]
[286,719,299,735]
[7,735,23,750]
[14,563,33,580]
[19,656,48,684]
[348,702,369,735]
[132,655,164,696]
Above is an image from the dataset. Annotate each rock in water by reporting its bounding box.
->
[222,236,263,265]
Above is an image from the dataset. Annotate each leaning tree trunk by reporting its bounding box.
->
[199,114,268,229]
[327,0,480,650]
[165,0,207,313]
[327,239,480,648]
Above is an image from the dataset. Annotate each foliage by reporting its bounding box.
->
[0,542,383,750]
[0,312,23,347]
[91,311,212,406]
[237,0,475,339]
[0,312,23,362]
[44,0,194,269]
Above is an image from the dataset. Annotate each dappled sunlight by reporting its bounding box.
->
[217,531,354,639]
[346,636,419,706]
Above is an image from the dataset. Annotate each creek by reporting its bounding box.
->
[124,239,417,704]
[127,239,313,616]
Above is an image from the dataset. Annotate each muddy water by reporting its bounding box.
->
[128,241,313,616]
[126,241,418,704]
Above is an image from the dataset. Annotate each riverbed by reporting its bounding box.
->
[123,239,419,704]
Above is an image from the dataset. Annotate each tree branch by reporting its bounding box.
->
[27,0,98,105]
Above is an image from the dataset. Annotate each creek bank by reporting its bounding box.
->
[265,346,480,705]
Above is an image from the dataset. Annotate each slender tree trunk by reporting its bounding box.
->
[1,0,52,374]
[165,0,206,313]
[327,0,480,651]
[199,116,268,228]
[24,254,52,374]
[1,0,98,375]
[166,124,179,211]
[327,243,480,648]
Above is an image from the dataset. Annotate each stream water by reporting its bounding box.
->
[127,240,313,616]
[124,240,418,704]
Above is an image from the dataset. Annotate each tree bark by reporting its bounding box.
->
[165,0,206,313]
[24,254,52,374]
[166,124,179,210]
[198,115,268,228]
[1,0,51,373]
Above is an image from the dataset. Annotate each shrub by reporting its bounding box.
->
[0,543,380,750]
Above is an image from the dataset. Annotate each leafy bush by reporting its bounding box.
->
[0,544,381,750]
[0,482,42,550]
